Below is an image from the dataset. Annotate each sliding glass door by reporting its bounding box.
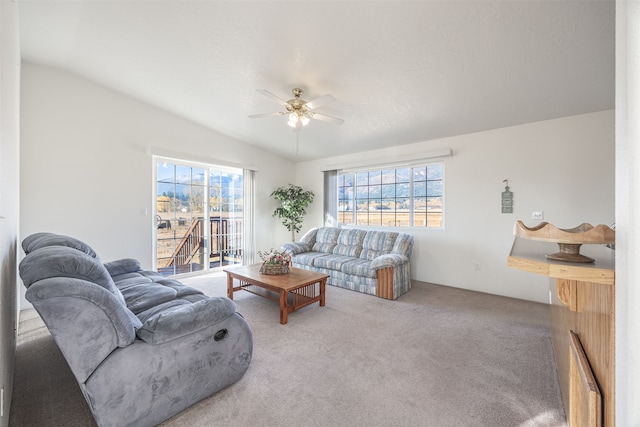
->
[155,158,244,276]
[209,168,244,270]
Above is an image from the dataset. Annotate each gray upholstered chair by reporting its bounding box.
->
[19,232,253,427]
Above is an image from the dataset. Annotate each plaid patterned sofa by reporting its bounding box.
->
[282,227,414,300]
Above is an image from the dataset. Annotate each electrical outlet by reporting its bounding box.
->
[531,211,544,220]
[474,262,481,271]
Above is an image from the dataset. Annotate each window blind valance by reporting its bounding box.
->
[320,148,452,172]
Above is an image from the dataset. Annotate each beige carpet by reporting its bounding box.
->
[11,275,566,427]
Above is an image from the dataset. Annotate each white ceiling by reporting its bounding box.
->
[18,0,615,162]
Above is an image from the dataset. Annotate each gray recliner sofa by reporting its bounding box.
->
[18,232,253,427]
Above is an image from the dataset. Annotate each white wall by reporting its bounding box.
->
[615,1,639,425]
[0,1,20,425]
[20,62,295,306]
[295,110,615,303]
[19,63,616,307]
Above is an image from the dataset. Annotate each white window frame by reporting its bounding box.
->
[337,161,445,229]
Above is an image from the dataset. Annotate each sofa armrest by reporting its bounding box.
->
[370,254,410,270]
[281,242,310,255]
[136,297,237,345]
[104,258,141,276]
[84,311,253,427]
[25,277,142,383]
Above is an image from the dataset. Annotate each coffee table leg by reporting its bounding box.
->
[227,274,234,299]
[279,290,288,324]
[320,278,326,307]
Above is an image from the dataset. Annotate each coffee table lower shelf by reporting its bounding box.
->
[224,264,329,324]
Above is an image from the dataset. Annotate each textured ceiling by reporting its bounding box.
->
[18,1,615,162]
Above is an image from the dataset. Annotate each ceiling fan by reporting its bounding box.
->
[249,87,344,130]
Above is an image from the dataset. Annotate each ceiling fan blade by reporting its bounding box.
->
[305,94,336,110]
[248,111,285,119]
[256,89,290,107]
[311,112,344,125]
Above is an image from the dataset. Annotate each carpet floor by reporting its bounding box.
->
[10,274,566,427]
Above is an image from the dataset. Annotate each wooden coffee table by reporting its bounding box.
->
[224,264,329,324]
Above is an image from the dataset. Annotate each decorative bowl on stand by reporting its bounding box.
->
[514,221,615,263]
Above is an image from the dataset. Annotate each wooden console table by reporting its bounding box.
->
[508,237,615,427]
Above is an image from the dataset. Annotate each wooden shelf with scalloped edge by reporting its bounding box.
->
[513,221,615,263]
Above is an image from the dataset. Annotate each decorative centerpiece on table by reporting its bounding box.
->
[258,249,291,275]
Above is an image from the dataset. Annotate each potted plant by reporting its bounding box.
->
[271,184,315,242]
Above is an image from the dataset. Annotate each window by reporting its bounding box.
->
[155,158,244,275]
[338,163,444,228]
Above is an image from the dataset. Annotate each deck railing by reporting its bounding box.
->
[162,216,242,270]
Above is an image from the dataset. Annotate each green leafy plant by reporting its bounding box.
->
[271,184,315,241]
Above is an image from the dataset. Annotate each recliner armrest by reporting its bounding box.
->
[136,297,237,345]
[25,277,142,383]
[370,254,410,270]
[104,258,141,276]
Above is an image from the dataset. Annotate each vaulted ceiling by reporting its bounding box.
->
[18,0,615,161]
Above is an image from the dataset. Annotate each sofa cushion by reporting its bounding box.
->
[120,283,178,314]
[281,242,310,255]
[138,270,165,281]
[156,278,205,298]
[136,299,192,323]
[311,227,341,253]
[22,232,100,260]
[292,252,330,267]
[313,254,357,271]
[392,233,415,257]
[333,229,367,257]
[21,232,54,253]
[113,275,153,290]
[341,258,377,278]
[299,228,319,245]
[180,293,210,303]
[19,246,125,305]
[359,231,399,260]
[104,258,141,276]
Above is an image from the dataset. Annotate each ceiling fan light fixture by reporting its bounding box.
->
[288,111,310,128]
[250,87,344,131]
